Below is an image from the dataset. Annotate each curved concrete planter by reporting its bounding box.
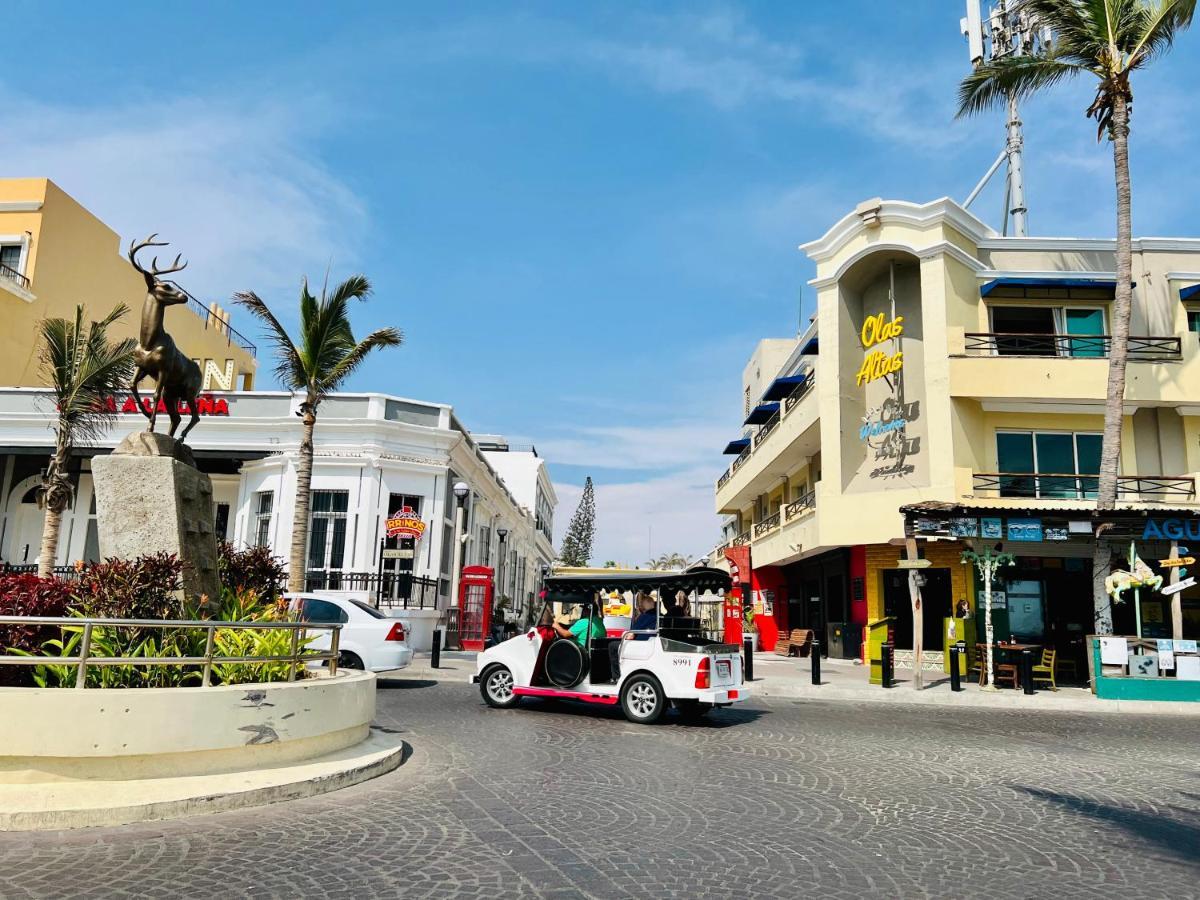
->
[0,672,404,829]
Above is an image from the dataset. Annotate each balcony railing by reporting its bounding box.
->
[972,473,1196,502]
[731,530,751,547]
[0,262,30,292]
[963,333,1182,361]
[717,373,816,493]
[160,279,257,357]
[784,490,817,520]
[753,512,781,538]
[304,571,440,608]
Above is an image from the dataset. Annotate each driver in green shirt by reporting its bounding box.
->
[554,606,605,647]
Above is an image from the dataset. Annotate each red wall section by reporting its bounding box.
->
[751,565,787,650]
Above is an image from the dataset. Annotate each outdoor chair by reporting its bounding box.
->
[970,643,989,685]
[1056,655,1079,683]
[1031,648,1058,690]
[774,630,800,656]
[994,657,1020,689]
[774,629,813,658]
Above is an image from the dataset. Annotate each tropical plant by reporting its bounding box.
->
[957,0,1195,632]
[217,541,287,603]
[235,276,402,591]
[644,552,692,571]
[34,305,136,578]
[559,476,596,566]
[0,572,76,686]
[212,602,310,686]
[73,552,183,621]
[24,617,203,689]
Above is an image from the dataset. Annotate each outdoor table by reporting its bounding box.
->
[988,643,1041,688]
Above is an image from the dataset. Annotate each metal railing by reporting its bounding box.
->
[972,472,1196,501]
[782,373,815,413]
[0,564,82,580]
[304,571,440,608]
[754,411,780,446]
[716,468,732,490]
[753,512,781,538]
[731,530,751,547]
[784,490,817,520]
[717,374,816,491]
[0,615,341,687]
[730,446,751,473]
[963,332,1182,361]
[162,279,257,357]
[0,262,30,292]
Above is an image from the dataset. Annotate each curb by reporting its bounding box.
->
[0,730,409,832]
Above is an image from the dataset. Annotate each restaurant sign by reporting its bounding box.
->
[1007,518,1043,542]
[100,394,230,416]
[856,312,905,387]
[385,507,427,540]
[1142,518,1200,541]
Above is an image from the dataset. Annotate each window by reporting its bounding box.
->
[996,431,1102,499]
[478,525,491,565]
[214,502,230,541]
[989,306,1106,357]
[0,244,20,273]
[300,598,348,624]
[253,491,273,548]
[1187,308,1200,335]
[307,490,349,572]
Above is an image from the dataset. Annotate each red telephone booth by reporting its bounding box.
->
[724,546,750,645]
[458,565,495,651]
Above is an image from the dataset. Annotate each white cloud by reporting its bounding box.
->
[554,466,722,567]
[0,87,367,305]
[536,420,731,471]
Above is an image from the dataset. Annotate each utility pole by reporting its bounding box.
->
[961,1,1051,236]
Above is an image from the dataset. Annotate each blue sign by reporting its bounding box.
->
[1007,518,1043,542]
[981,518,1003,539]
[1143,519,1200,541]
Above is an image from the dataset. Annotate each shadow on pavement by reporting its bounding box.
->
[377,678,440,690]
[506,697,769,728]
[1015,785,1200,866]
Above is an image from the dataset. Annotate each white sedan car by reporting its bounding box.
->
[286,593,413,673]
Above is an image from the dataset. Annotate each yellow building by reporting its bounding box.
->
[0,178,256,390]
[713,197,1200,665]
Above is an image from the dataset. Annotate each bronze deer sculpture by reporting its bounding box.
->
[128,235,204,442]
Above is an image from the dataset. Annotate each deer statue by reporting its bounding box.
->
[127,235,204,442]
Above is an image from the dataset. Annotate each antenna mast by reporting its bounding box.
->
[960,1,1052,236]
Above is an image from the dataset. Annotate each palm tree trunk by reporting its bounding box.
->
[1092,92,1133,635]
[37,441,70,579]
[288,404,317,593]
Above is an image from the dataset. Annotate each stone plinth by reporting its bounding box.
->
[92,432,219,605]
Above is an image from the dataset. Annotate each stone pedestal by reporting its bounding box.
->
[92,432,220,605]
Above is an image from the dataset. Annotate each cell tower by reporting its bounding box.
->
[960,1,1053,236]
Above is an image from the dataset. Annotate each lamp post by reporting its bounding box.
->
[496,527,508,623]
[962,543,1014,693]
[449,482,469,609]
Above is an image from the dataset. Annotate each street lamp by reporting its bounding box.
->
[496,527,509,627]
[449,482,470,610]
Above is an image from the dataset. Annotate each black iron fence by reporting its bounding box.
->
[0,564,82,580]
[963,332,1182,361]
[0,262,30,292]
[303,571,440,609]
[972,472,1196,501]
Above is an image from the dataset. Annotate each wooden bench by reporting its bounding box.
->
[774,628,814,658]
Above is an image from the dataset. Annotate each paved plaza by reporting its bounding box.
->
[0,677,1196,899]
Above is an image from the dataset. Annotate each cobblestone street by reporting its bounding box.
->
[0,678,1196,899]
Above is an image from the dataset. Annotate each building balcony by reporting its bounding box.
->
[970,472,1196,504]
[963,332,1182,361]
[716,374,820,514]
[0,262,30,293]
[747,489,821,568]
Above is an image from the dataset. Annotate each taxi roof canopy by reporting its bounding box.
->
[544,567,731,603]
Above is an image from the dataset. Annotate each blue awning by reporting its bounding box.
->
[800,335,819,355]
[980,276,1117,297]
[743,402,780,426]
[723,438,750,455]
[1181,284,1200,301]
[762,374,810,401]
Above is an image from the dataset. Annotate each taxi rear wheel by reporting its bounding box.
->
[480,665,519,709]
[620,674,665,724]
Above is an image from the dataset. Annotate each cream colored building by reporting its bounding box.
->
[713,197,1200,659]
[0,178,256,390]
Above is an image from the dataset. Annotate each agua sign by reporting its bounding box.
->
[856,312,905,387]
[1142,518,1200,541]
[385,507,426,540]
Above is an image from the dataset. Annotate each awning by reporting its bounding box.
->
[762,374,810,401]
[722,438,750,455]
[743,402,780,425]
[980,276,1117,297]
[1181,284,1200,301]
[800,335,819,355]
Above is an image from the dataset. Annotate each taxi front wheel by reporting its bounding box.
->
[620,674,665,724]
[480,665,519,709]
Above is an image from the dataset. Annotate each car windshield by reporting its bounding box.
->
[349,599,387,619]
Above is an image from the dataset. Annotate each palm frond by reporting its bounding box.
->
[233,290,306,390]
[1128,0,1196,67]
[318,327,403,394]
[957,53,1086,117]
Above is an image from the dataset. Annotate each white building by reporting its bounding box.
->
[0,389,556,619]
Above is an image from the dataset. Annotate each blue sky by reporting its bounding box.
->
[4,2,1197,564]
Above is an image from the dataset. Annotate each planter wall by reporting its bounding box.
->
[0,671,376,783]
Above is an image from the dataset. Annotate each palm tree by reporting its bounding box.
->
[36,305,136,577]
[235,276,402,591]
[958,0,1194,632]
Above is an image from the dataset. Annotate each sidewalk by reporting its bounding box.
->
[394,649,1199,716]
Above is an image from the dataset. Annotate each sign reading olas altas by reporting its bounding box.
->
[856,312,905,387]
[385,507,427,540]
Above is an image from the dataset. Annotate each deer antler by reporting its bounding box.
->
[127,234,187,284]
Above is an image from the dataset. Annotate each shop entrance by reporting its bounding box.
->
[882,568,951,650]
